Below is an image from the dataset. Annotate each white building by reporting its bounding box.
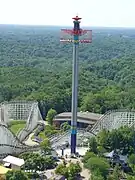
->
[3,155,24,170]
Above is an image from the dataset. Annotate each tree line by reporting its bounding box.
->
[1,26,135,115]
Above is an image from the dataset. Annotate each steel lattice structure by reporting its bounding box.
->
[50,110,135,149]
[0,101,43,156]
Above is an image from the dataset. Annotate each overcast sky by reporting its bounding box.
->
[0,0,134,27]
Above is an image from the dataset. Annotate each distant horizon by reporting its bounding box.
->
[1,23,135,30]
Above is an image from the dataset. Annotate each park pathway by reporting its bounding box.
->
[24,133,38,146]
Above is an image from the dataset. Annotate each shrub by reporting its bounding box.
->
[85,157,109,178]
[82,151,96,164]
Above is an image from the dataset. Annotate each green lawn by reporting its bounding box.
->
[8,120,26,134]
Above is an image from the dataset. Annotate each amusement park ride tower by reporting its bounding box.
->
[60,16,92,154]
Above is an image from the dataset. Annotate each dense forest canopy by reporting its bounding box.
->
[0,25,135,116]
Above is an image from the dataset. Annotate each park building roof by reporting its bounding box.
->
[0,165,11,175]
[3,155,25,167]
[54,111,102,125]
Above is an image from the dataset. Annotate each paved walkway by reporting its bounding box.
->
[24,120,48,146]
[56,147,89,157]
[80,164,90,180]
[24,133,38,146]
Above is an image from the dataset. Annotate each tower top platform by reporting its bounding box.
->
[72,16,82,21]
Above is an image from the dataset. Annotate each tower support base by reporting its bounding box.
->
[71,133,76,154]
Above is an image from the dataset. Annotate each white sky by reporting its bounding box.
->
[0,0,135,27]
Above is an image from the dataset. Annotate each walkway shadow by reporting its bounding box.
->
[77,175,85,180]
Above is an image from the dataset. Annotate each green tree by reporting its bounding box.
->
[46,108,57,125]
[40,138,52,155]
[128,154,135,169]
[43,125,58,137]
[97,129,110,150]
[88,137,98,154]
[26,172,39,179]
[107,175,114,180]
[60,122,71,131]
[85,157,109,178]
[112,165,120,180]
[97,146,107,157]
[97,126,135,154]
[2,26,135,115]
[127,176,135,180]
[82,151,96,164]
[55,164,66,175]
[109,129,121,150]
[19,152,55,171]
[5,170,28,180]
[91,169,104,180]
[68,162,82,177]
[55,162,82,180]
